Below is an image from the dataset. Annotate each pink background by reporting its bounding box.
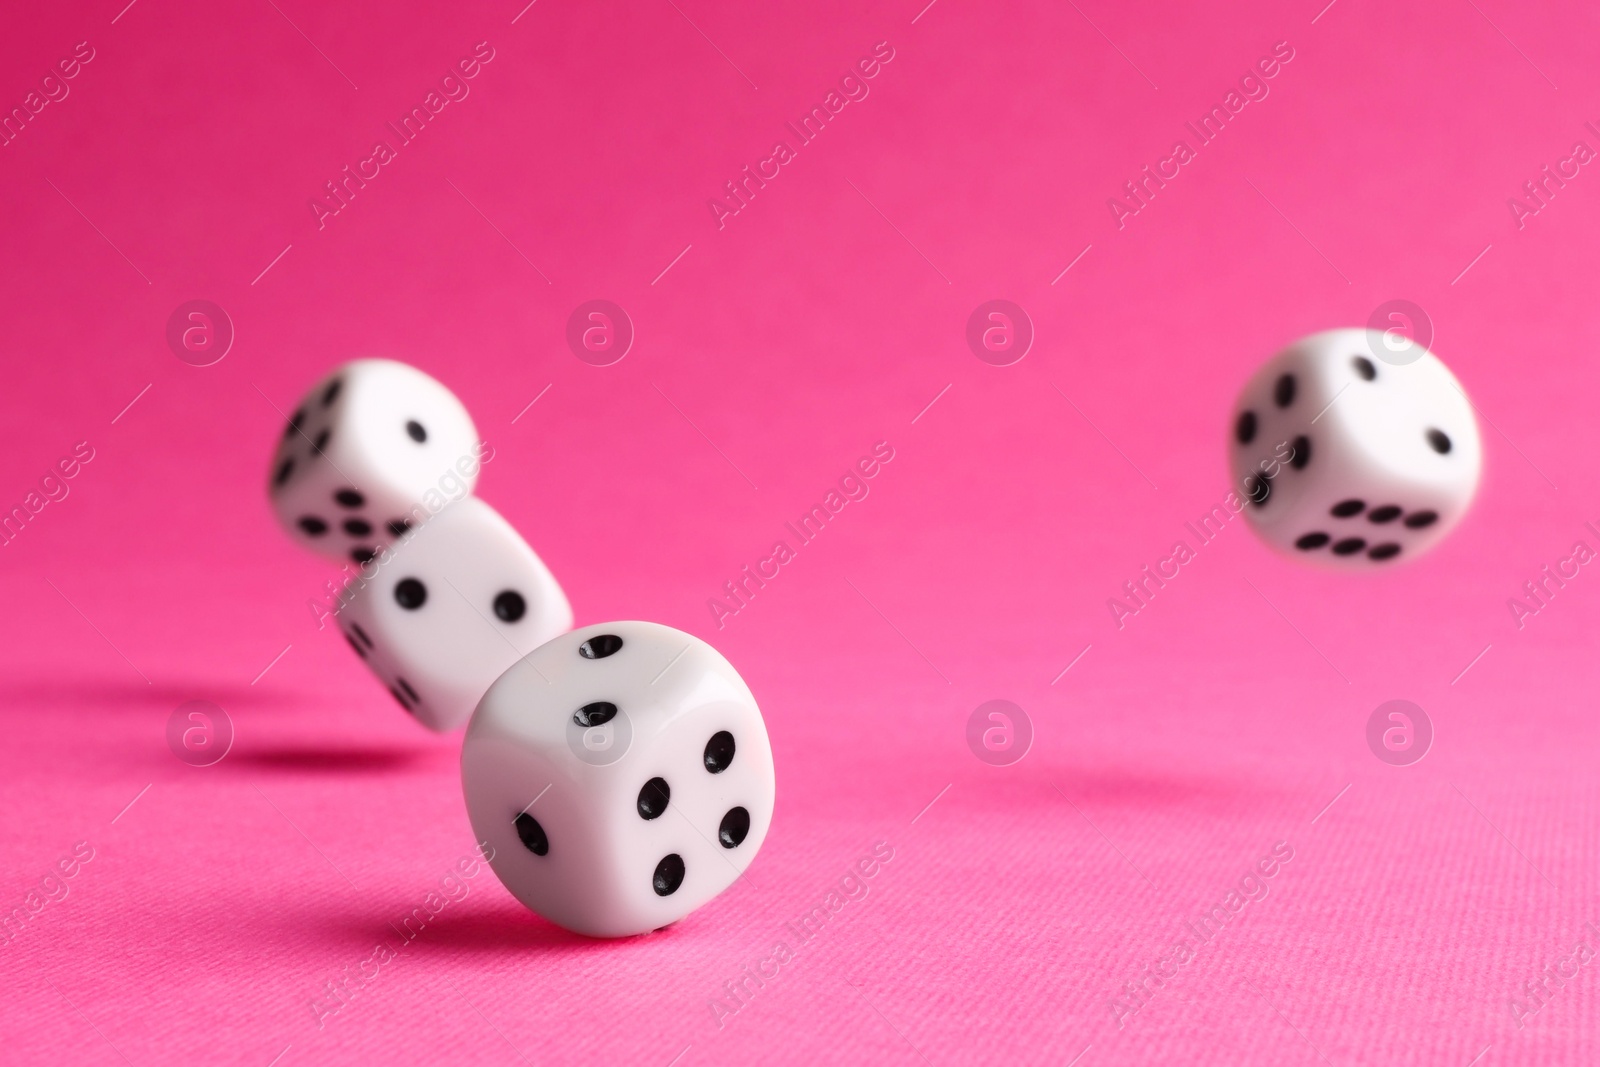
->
[3,0,1600,1063]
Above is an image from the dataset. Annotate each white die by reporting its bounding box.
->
[339,497,572,732]
[461,622,775,938]
[268,359,482,565]
[1229,328,1482,567]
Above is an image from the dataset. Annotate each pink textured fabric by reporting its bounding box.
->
[2,0,1599,1063]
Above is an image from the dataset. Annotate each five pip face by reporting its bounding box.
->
[1230,328,1482,568]
[462,622,775,939]
[262,333,1487,938]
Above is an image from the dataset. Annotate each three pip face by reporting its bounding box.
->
[1229,328,1482,568]
[265,333,1482,937]
[267,358,482,565]
[266,358,774,937]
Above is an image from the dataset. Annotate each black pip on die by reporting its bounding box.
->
[341,497,572,732]
[268,359,484,564]
[462,622,774,938]
[1229,329,1482,567]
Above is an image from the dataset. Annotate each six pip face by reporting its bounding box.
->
[266,337,1489,942]
[1229,328,1483,568]
[267,358,481,565]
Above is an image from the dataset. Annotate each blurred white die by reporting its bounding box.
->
[1229,328,1482,567]
[268,359,482,565]
[462,622,774,938]
[340,497,571,732]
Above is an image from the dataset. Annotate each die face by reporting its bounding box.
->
[340,497,572,731]
[1230,329,1482,568]
[462,622,774,938]
[268,359,481,564]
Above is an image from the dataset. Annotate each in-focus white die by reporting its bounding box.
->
[1229,328,1482,567]
[340,497,572,732]
[268,359,482,565]
[462,622,774,938]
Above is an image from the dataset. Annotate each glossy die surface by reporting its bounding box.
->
[462,622,774,938]
[340,497,572,732]
[1229,329,1482,568]
[267,359,482,564]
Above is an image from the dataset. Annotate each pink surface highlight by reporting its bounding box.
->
[3,0,1600,1063]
